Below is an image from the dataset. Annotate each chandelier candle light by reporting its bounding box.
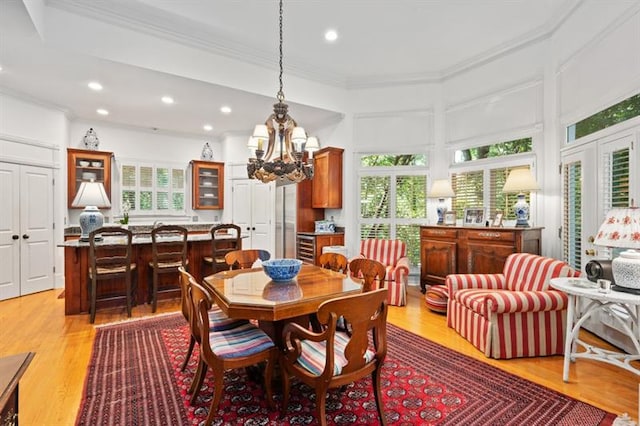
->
[502,168,540,228]
[71,180,111,241]
[247,0,317,183]
[428,179,455,225]
[593,207,640,291]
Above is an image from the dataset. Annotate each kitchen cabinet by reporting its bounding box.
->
[312,147,344,208]
[192,160,224,209]
[297,232,344,265]
[420,225,542,293]
[67,148,112,208]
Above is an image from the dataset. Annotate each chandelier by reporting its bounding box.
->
[247,0,319,183]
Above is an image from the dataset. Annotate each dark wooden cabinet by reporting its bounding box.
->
[67,148,113,208]
[192,160,224,209]
[420,226,542,293]
[312,147,343,208]
[0,352,34,426]
[297,232,345,265]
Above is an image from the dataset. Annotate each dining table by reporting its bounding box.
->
[203,264,363,346]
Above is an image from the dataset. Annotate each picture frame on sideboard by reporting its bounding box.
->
[444,211,457,226]
[463,208,485,226]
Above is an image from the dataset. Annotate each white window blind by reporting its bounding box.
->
[601,147,630,210]
[120,161,185,215]
[563,161,582,270]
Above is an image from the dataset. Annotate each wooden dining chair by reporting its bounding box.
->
[318,252,349,274]
[348,258,386,292]
[202,224,242,275]
[177,267,248,374]
[190,278,278,425]
[148,225,188,313]
[280,288,389,426]
[224,249,270,270]
[87,226,137,324]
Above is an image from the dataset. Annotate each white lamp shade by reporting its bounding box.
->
[428,179,455,198]
[252,124,269,139]
[71,181,111,208]
[305,136,320,151]
[593,208,640,249]
[502,168,540,193]
[291,127,306,141]
[247,135,258,149]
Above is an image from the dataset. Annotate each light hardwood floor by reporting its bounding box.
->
[0,286,638,425]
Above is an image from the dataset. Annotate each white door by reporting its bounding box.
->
[0,164,21,299]
[0,163,54,300]
[231,179,273,253]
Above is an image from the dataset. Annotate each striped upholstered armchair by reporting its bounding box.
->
[446,253,579,359]
[351,239,410,306]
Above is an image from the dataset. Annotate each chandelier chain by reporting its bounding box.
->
[277,0,284,102]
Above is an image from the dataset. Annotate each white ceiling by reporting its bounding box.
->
[0,0,590,139]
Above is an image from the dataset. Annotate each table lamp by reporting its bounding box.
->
[502,168,539,227]
[428,179,455,225]
[593,207,640,291]
[71,180,111,241]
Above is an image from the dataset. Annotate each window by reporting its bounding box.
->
[358,154,427,271]
[567,93,640,142]
[120,161,185,216]
[454,138,532,163]
[451,165,532,221]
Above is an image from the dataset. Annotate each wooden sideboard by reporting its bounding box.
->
[419,225,543,293]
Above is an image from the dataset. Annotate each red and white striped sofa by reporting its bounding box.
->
[446,253,579,359]
[352,239,409,306]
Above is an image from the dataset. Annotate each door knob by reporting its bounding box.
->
[22,234,29,239]
[12,235,19,240]
[585,249,595,256]
[252,227,256,231]
[246,227,251,231]
[588,236,595,243]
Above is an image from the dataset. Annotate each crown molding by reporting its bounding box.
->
[48,0,583,90]
[0,85,73,118]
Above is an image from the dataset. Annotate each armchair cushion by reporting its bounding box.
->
[446,253,579,359]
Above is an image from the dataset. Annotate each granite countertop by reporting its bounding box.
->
[64,222,219,236]
[58,232,217,247]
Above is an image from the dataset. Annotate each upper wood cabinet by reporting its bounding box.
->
[312,146,344,208]
[67,148,113,208]
[191,160,224,210]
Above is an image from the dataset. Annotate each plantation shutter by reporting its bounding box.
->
[489,166,531,220]
[172,168,185,210]
[601,147,630,210]
[452,171,483,218]
[563,161,582,270]
[395,175,427,219]
[359,175,391,239]
[121,164,137,211]
[120,162,186,215]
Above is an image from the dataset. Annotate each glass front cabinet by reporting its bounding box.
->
[191,160,224,209]
[67,148,113,208]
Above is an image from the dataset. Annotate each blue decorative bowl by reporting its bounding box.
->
[262,259,303,282]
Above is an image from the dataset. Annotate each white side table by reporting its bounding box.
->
[550,277,640,382]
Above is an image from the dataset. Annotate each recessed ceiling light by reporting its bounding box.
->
[324,29,338,42]
[203,124,213,131]
[220,106,232,114]
[96,108,109,115]
[88,81,103,91]
[161,96,174,104]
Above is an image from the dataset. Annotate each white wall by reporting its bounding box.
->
[67,120,224,225]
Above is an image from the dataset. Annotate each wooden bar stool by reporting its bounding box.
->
[202,224,241,275]
[148,225,188,313]
[88,226,137,323]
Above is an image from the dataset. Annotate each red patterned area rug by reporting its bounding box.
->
[76,313,616,425]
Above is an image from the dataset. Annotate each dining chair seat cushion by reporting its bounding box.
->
[296,331,375,376]
[208,323,275,358]
[208,305,249,332]
[90,263,137,277]
[148,259,189,269]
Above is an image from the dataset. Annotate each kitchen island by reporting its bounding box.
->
[59,230,234,315]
